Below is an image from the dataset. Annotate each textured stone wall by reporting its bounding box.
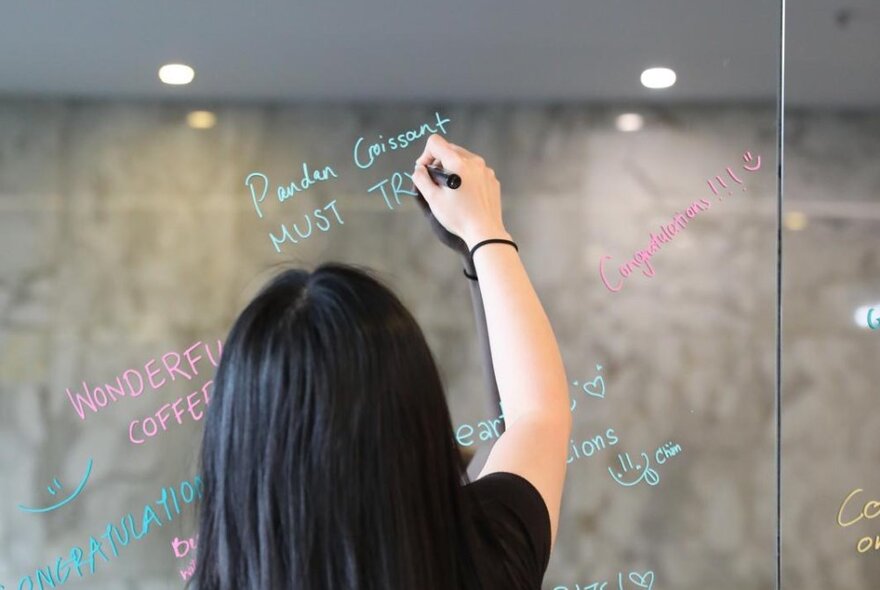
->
[0,98,874,589]
[780,110,880,589]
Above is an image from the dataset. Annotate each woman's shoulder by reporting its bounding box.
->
[464,472,552,587]
[467,471,546,505]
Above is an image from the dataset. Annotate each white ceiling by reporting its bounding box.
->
[0,0,876,107]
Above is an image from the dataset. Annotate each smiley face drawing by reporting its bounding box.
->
[608,452,660,487]
[17,458,93,514]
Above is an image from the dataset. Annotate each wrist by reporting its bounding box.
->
[463,226,512,250]
[467,236,519,271]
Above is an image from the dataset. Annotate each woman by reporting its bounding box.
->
[193,134,571,589]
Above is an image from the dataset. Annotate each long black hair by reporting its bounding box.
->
[192,262,483,590]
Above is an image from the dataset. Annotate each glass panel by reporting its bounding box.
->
[782,1,880,587]
[0,2,780,588]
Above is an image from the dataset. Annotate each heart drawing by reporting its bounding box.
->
[581,373,605,399]
[571,365,605,400]
[628,570,654,589]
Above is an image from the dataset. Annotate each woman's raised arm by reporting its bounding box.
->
[412,134,572,548]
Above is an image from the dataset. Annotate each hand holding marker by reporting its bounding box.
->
[425,165,461,189]
[412,163,467,254]
[412,134,509,252]
[412,145,469,254]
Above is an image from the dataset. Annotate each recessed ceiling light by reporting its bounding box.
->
[616,113,644,132]
[784,211,808,231]
[187,110,216,129]
[641,67,676,89]
[159,64,195,85]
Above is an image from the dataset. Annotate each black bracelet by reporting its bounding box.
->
[463,238,519,281]
[471,238,519,259]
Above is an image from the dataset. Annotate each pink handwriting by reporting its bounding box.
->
[707,150,762,198]
[65,340,223,421]
[129,380,213,445]
[172,534,198,559]
[599,199,711,293]
[601,149,763,293]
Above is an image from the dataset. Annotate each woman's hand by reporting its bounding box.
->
[412,135,509,249]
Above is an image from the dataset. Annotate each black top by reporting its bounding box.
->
[463,472,553,590]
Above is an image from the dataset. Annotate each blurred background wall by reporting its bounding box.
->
[1,1,879,589]
[1,99,780,589]
[781,108,880,588]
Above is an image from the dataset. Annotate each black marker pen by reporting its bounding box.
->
[426,165,461,189]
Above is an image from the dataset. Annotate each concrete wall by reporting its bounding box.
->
[0,98,875,589]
